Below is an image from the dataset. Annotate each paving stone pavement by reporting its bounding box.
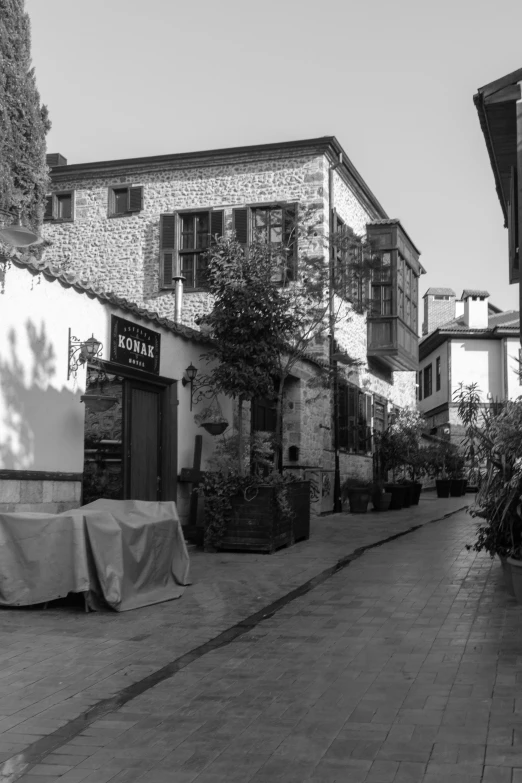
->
[7,504,522,782]
[0,495,470,781]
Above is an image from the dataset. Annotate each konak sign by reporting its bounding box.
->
[110,315,161,374]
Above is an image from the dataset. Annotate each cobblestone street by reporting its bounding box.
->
[3,501,522,782]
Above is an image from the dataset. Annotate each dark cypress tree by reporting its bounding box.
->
[0,0,51,230]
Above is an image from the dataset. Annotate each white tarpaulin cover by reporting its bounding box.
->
[0,499,190,612]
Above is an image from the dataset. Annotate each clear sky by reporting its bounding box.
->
[25,0,522,314]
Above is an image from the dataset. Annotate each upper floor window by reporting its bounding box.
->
[423,364,433,398]
[371,252,392,316]
[108,185,143,217]
[332,212,366,307]
[418,370,423,401]
[180,212,211,289]
[233,202,297,282]
[436,357,441,391]
[44,191,74,222]
[159,209,224,290]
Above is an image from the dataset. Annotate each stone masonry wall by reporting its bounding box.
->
[43,154,328,328]
[0,478,82,513]
[44,147,418,494]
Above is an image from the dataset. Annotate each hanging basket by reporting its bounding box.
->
[80,394,118,413]
[200,420,228,436]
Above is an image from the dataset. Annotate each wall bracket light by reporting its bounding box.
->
[68,329,103,380]
[181,362,215,410]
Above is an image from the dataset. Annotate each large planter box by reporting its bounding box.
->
[218,481,310,554]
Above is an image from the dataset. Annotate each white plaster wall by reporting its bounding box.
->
[418,344,449,414]
[0,263,231,473]
[450,339,502,401]
[506,338,522,399]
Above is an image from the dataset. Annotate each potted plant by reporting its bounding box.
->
[341,477,371,514]
[198,432,310,553]
[424,440,457,498]
[455,383,522,600]
[370,481,392,512]
[194,404,229,437]
[375,408,426,509]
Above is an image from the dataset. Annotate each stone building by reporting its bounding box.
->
[37,136,423,512]
[419,288,520,442]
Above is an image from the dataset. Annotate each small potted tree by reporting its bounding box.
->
[455,383,522,600]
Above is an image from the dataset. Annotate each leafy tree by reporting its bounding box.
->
[0,0,50,230]
[198,210,378,472]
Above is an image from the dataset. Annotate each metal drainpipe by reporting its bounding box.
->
[173,275,184,323]
[329,153,343,513]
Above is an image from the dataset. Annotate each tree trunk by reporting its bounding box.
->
[237,396,244,476]
[275,377,285,474]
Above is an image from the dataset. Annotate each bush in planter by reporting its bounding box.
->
[423,440,463,497]
[454,383,522,598]
[375,408,427,507]
[198,432,308,552]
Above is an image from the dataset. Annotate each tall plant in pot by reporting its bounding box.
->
[454,383,522,599]
[375,408,426,508]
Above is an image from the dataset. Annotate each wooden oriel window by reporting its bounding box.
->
[371,252,392,315]
[108,185,143,217]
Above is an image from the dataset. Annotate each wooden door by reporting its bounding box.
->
[125,382,162,500]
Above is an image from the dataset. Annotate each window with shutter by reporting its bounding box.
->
[250,203,297,282]
[44,195,54,221]
[177,210,224,290]
[43,192,74,222]
[159,214,176,289]
[108,185,143,217]
[233,208,249,246]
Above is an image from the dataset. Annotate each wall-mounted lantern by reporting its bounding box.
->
[181,362,215,410]
[68,329,102,379]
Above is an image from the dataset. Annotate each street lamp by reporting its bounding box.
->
[0,210,40,247]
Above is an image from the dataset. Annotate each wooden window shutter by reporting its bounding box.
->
[44,195,54,220]
[210,210,224,242]
[509,166,519,284]
[365,394,372,452]
[284,202,298,281]
[128,186,143,213]
[159,214,177,289]
[233,208,249,247]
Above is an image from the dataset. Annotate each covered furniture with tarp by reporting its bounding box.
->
[0,499,190,612]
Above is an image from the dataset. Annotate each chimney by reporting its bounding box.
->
[46,153,67,168]
[461,290,489,329]
[455,299,464,318]
[422,288,456,335]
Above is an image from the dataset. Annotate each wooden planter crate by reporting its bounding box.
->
[218,480,310,553]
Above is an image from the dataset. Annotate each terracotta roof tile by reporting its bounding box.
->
[4,248,210,344]
[424,287,455,296]
[461,289,490,299]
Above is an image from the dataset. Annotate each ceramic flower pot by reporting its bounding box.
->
[436,479,451,498]
[372,491,392,512]
[507,557,522,603]
[499,554,515,596]
[347,488,370,514]
[384,484,406,510]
